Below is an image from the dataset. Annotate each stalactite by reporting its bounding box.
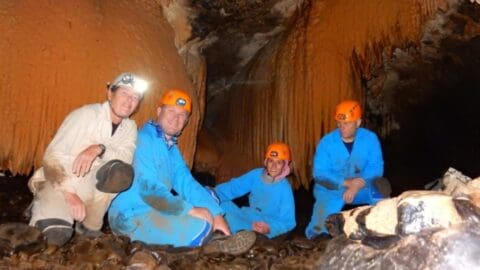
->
[215,0,449,189]
[0,0,199,175]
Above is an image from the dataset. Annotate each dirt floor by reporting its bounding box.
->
[0,175,329,269]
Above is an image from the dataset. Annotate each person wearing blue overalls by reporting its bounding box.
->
[108,89,256,255]
[210,143,296,239]
[305,100,391,239]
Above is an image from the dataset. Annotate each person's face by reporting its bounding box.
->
[337,119,361,141]
[156,105,190,137]
[108,87,141,123]
[266,158,286,179]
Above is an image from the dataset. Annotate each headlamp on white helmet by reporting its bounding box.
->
[108,72,149,96]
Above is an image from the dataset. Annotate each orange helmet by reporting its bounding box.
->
[265,143,291,161]
[334,100,362,122]
[159,89,192,113]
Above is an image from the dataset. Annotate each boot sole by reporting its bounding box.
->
[203,231,256,256]
[96,160,133,193]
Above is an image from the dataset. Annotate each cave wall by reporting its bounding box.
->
[213,0,450,188]
[0,0,204,175]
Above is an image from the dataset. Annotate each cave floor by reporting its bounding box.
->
[0,175,329,269]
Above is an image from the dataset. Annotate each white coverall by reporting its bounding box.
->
[28,102,137,230]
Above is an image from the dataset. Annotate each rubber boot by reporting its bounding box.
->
[96,160,134,193]
[75,222,103,238]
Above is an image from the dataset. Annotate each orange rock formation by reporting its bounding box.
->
[0,1,199,174]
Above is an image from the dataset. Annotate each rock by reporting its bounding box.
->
[327,168,480,241]
[0,223,45,255]
[164,245,200,265]
[320,221,480,269]
[321,170,480,269]
[397,192,463,235]
[327,190,477,241]
[291,237,314,250]
[127,250,159,270]
[442,167,472,195]
[0,239,10,257]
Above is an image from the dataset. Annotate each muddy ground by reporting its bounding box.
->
[0,175,329,269]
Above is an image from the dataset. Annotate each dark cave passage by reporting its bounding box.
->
[378,36,480,195]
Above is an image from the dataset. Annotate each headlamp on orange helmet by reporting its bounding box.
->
[334,100,362,122]
[159,89,192,113]
[265,143,291,161]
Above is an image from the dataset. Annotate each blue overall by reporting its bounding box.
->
[214,168,296,238]
[108,121,223,247]
[305,128,384,239]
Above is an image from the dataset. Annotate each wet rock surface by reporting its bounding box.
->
[322,168,480,269]
[321,221,480,270]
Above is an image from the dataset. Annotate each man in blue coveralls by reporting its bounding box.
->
[108,89,256,255]
[305,100,391,239]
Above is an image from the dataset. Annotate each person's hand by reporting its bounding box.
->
[343,178,365,190]
[64,191,86,221]
[72,145,102,177]
[343,187,360,204]
[188,207,214,224]
[342,177,365,203]
[252,221,270,234]
[212,215,231,235]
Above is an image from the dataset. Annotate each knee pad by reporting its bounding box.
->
[96,160,134,193]
[35,219,73,246]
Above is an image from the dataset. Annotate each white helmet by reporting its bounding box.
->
[108,72,149,96]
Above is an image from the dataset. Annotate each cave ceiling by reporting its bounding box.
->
[190,0,307,101]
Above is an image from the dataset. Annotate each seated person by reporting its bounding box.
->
[108,89,256,255]
[211,143,296,239]
[305,100,391,239]
[28,72,147,246]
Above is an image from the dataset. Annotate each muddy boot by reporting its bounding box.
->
[35,219,73,246]
[202,230,256,256]
[373,177,392,198]
[96,160,134,193]
[75,223,103,238]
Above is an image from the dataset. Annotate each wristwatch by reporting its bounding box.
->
[98,144,106,158]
